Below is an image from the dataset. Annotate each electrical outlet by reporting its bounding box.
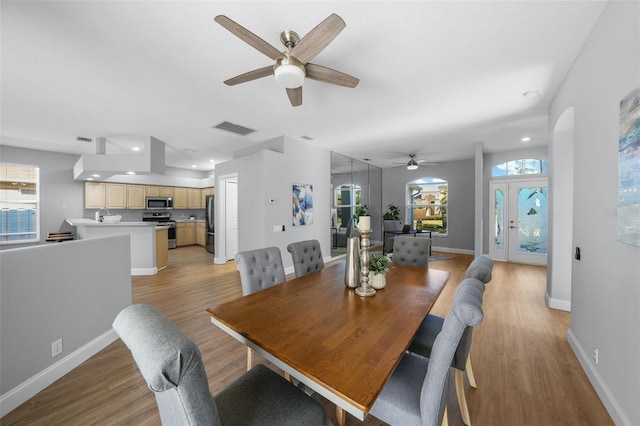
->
[593,346,599,365]
[52,338,63,358]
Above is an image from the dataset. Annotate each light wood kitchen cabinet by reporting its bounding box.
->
[127,185,146,209]
[173,188,188,209]
[159,186,173,197]
[201,187,215,207]
[196,222,206,246]
[156,227,169,270]
[146,186,173,198]
[176,222,195,246]
[187,188,202,209]
[105,183,126,209]
[85,182,106,209]
[145,186,160,197]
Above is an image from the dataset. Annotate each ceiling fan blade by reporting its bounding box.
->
[286,87,302,107]
[290,14,345,64]
[305,63,359,88]
[214,15,284,61]
[223,66,273,86]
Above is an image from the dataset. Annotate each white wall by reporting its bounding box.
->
[550,2,640,424]
[382,159,476,252]
[0,235,132,416]
[547,108,575,311]
[214,136,331,268]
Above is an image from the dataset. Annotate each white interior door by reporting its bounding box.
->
[490,179,548,265]
[225,178,238,261]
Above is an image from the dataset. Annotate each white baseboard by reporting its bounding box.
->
[431,246,474,255]
[131,267,157,276]
[567,329,631,425]
[0,329,118,418]
[545,292,571,311]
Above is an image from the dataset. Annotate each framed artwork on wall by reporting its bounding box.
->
[618,87,640,246]
[293,183,313,226]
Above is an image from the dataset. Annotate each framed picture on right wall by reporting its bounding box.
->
[618,87,640,246]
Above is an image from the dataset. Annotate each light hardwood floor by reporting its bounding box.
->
[1,247,613,425]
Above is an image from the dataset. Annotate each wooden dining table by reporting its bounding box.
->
[207,261,450,425]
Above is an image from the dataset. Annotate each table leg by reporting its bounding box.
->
[335,406,346,426]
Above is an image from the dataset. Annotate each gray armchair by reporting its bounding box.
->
[287,239,324,278]
[392,235,431,268]
[235,247,286,370]
[383,219,403,252]
[113,304,328,426]
[334,218,353,248]
[369,278,485,426]
[407,258,493,425]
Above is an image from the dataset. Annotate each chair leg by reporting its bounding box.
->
[336,406,346,426]
[455,369,472,426]
[466,357,477,389]
[246,347,253,371]
[442,405,449,426]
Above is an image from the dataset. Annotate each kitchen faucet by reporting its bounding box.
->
[95,208,111,222]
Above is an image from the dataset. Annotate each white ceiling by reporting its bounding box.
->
[1,1,607,172]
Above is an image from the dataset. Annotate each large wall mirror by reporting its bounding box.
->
[330,152,382,258]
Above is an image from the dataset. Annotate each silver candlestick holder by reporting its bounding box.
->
[355,229,376,297]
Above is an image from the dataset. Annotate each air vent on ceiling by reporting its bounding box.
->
[76,136,93,143]
[213,121,256,136]
[301,135,314,140]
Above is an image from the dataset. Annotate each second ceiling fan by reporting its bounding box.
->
[214,14,359,107]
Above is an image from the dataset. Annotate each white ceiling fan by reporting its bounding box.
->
[392,154,439,170]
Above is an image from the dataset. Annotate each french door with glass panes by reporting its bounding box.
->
[490,179,548,265]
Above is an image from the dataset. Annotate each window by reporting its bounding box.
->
[492,159,548,177]
[406,178,448,234]
[335,184,362,227]
[1,163,40,244]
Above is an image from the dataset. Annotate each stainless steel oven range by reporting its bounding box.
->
[142,211,177,249]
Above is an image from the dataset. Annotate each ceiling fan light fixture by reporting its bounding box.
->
[407,160,419,170]
[274,63,305,89]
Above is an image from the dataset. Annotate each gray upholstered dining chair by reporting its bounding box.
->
[287,239,325,278]
[235,247,286,370]
[369,277,485,426]
[235,246,286,295]
[407,256,494,426]
[392,235,431,268]
[113,304,328,426]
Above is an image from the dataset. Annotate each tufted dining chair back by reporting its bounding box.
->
[392,235,431,268]
[235,247,286,296]
[287,239,325,278]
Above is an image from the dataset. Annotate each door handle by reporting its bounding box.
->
[509,226,517,229]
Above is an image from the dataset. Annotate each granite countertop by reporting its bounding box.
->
[174,219,205,223]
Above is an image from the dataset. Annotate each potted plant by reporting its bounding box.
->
[383,203,400,220]
[369,253,391,289]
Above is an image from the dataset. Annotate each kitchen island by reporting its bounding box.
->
[66,219,166,275]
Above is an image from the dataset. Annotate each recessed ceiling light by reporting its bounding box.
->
[126,171,136,175]
[132,147,140,152]
[91,174,101,178]
[86,178,94,181]
[209,159,215,163]
[522,137,531,142]
[523,90,539,99]
[192,165,197,168]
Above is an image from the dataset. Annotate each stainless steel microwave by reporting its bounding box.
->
[146,196,173,210]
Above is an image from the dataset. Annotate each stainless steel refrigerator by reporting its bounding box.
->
[206,195,214,253]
